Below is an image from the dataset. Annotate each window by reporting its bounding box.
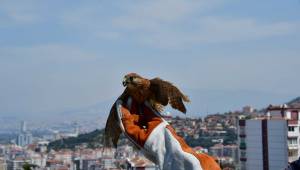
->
[288,149,298,157]
[291,111,299,120]
[288,138,298,145]
[289,126,295,132]
[240,150,246,157]
[240,127,245,135]
[240,138,245,143]
[240,142,246,150]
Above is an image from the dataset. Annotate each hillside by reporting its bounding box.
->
[48,129,129,150]
[287,96,300,107]
[48,129,104,150]
[48,96,300,150]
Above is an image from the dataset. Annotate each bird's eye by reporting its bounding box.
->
[129,77,134,81]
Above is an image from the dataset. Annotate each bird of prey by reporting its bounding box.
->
[104,73,190,147]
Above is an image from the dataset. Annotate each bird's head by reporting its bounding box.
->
[122,73,149,89]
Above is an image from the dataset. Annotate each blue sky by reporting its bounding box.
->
[0,0,300,118]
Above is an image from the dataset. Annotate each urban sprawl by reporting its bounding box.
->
[0,97,299,170]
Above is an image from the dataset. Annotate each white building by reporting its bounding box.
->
[0,158,7,170]
[16,133,32,147]
[266,104,300,162]
[126,156,159,170]
[209,144,239,164]
[242,106,254,114]
[16,121,32,147]
[20,121,27,133]
[238,119,288,170]
[6,159,28,170]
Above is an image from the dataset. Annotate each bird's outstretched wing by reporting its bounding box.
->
[150,78,190,113]
[103,103,121,148]
[103,91,128,148]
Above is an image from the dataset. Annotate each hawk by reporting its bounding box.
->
[104,73,190,147]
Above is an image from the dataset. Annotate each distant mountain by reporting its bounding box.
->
[26,99,115,127]
[56,99,114,124]
[5,89,295,126]
[46,90,298,121]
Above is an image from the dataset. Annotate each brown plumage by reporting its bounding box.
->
[104,73,190,147]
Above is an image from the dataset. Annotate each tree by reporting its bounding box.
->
[23,163,32,170]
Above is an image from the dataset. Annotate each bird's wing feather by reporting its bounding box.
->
[103,103,121,148]
[103,90,128,148]
[150,78,190,113]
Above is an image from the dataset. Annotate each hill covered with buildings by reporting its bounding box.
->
[46,95,300,151]
[1,96,299,170]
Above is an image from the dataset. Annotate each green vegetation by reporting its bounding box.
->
[185,128,237,148]
[186,136,214,148]
[23,163,32,170]
[48,126,237,150]
[22,162,37,170]
[48,129,104,150]
[223,128,237,145]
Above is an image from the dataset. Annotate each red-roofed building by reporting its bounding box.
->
[126,156,158,170]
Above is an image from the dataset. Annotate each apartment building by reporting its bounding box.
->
[238,119,288,170]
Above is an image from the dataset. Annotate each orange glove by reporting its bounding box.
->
[116,97,221,170]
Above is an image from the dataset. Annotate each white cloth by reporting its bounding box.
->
[116,98,204,170]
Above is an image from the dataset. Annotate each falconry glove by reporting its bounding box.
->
[116,97,221,170]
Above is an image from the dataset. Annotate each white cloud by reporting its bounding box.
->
[194,17,298,42]
[60,0,299,48]
[136,17,300,48]
[112,0,224,31]
[1,1,298,48]
[60,0,227,42]
[0,0,42,24]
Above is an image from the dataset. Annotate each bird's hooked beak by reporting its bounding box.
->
[122,77,128,87]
